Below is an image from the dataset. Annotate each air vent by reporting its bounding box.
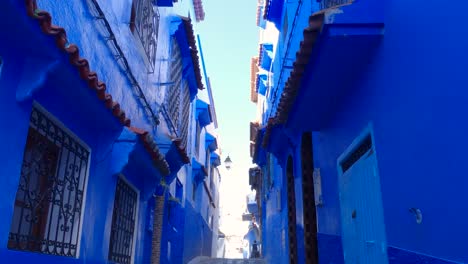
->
[341,135,372,173]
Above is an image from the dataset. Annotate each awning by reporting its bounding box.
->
[205,130,218,152]
[172,16,204,100]
[196,98,212,127]
[263,0,284,29]
[256,2,266,29]
[192,157,208,184]
[259,43,273,70]
[210,151,221,167]
[256,73,268,96]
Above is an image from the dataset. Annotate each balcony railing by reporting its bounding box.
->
[131,0,160,71]
[318,0,353,10]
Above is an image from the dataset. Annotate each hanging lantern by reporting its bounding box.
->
[224,155,233,170]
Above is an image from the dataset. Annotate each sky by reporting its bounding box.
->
[195,0,260,258]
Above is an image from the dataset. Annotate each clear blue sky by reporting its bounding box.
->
[197,0,259,181]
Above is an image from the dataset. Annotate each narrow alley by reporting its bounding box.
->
[0,0,467,264]
[189,257,265,264]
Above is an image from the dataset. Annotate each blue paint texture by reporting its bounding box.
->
[251,0,468,263]
[0,0,221,263]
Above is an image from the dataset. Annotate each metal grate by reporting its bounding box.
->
[166,39,191,150]
[130,0,160,69]
[8,106,90,257]
[318,0,353,10]
[194,122,201,156]
[340,135,372,173]
[301,133,319,264]
[180,81,191,149]
[166,39,182,128]
[286,157,298,264]
[108,178,138,264]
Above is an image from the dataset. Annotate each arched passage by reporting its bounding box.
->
[301,132,319,264]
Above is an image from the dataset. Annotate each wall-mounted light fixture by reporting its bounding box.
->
[224,155,232,170]
[409,208,422,224]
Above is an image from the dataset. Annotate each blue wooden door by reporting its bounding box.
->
[339,146,388,264]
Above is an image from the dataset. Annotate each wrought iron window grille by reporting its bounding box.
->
[108,177,139,264]
[130,0,160,72]
[8,106,90,257]
[165,39,191,150]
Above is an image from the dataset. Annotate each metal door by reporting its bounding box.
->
[338,135,388,264]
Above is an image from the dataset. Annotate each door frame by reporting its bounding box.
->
[336,124,388,263]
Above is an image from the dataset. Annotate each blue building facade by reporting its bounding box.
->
[0,0,220,263]
[250,0,468,263]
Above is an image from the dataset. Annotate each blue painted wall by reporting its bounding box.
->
[0,0,220,263]
[254,0,468,263]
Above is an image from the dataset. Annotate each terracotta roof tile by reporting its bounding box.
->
[172,138,191,164]
[272,14,324,126]
[250,57,259,103]
[263,0,271,19]
[193,0,205,22]
[180,17,205,90]
[129,127,171,176]
[250,121,260,142]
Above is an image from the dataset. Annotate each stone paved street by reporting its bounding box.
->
[188,257,266,264]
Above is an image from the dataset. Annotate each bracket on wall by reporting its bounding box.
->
[313,168,324,207]
[409,208,422,224]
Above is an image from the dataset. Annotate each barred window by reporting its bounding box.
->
[318,0,353,9]
[194,122,201,157]
[108,177,138,264]
[209,166,215,194]
[192,182,197,202]
[166,38,191,149]
[8,105,90,257]
[130,0,160,69]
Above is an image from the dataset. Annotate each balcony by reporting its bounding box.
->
[269,0,384,131]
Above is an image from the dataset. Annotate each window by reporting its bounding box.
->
[192,182,197,202]
[166,38,191,148]
[282,8,288,42]
[108,178,138,264]
[8,105,90,257]
[209,166,215,194]
[340,134,372,173]
[194,122,201,156]
[130,0,160,68]
[205,147,211,168]
[319,0,353,10]
[176,179,183,201]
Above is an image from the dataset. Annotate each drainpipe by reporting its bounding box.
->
[151,187,167,264]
